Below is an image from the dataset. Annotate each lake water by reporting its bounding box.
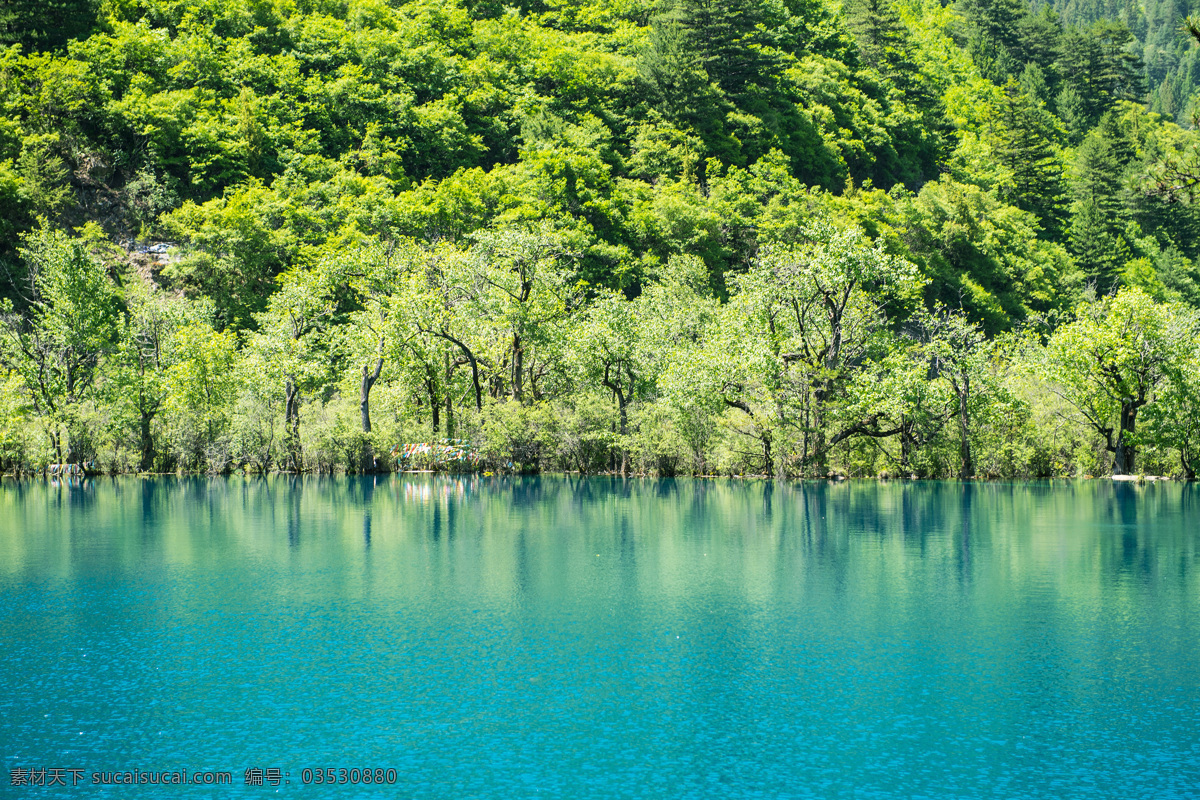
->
[1,476,1198,798]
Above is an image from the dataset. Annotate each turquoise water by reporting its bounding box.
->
[1,476,1198,798]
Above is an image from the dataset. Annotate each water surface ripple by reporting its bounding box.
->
[1,477,1198,798]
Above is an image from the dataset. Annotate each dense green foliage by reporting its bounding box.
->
[1,0,1199,478]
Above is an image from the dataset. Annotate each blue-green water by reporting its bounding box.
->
[1,476,1198,799]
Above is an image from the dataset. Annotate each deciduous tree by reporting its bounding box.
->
[1044,287,1195,475]
[0,227,117,463]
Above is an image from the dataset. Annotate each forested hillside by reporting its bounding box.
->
[1,0,1199,479]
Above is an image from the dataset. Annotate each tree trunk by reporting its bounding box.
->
[429,331,483,411]
[810,386,830,477]
[511,333,524,401]
[284,376,301,472]
[426,367,440,436]
[444,351,454,440]
[468,357,482,410]
[957,380,973,479]
[139,411,154,472]
[617,398,628,475]
[360,357,382,473]
[49,428,63,466]
[810,412,827,477]
[1112,398,1138,475]
[603,365,630,476]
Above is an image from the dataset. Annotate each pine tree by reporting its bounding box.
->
[957,0,1028,82]
[1069,201,1131,292]
[674,0,779,100]
[638,9,737,161]
[1068,117,1136,290]
[994,79,1067,237]
[843,0,911,73]
[639,14,711,115]
[1016,6,1064,78]
[1056,21,1144,128]
[0,0,97,50]
[1056,29,1106,125]
[1092,20,1145,104]
[1020,62,1050,105]
[844,0,938,109]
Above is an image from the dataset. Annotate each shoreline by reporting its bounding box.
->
[4,470,1193,483]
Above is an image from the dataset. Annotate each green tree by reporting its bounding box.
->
[343,240,418,470]
[0,368,34,470]
[107,279,189,471]
[397,241,490,429]
[672,0,778,100]
[695,221,922,475]
[0,0,98,50]
[843,0,911,75]
[918,305,1007,478]
[901,178,1076,332]
[1015,7,1063,78]
[641,254,723,474]
[0,227,117,464]
[837,342,954,476]
[343,238,473,465]
[1055,85,1088,142]
[1141,339,1200,479]
[638,11,717,125]
[244,264,338,472]
[163,320,238,472]
[993,79,1067,236]
[956,0,1026,82]
[567,280,694,475]
[464,226,579,404]
[1044,287,1195,475]
[163,181,302,330]
[1068,116,1134,291]
[1055,22,1144,127]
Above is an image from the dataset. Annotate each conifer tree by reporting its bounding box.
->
[844,0,936,109]
[843,0,911,73]
[994,80,1067,237]
[1020,62,1050,106]
[1069,202,1131,292]
[0,0,97,50]
[1055,85,1089,142]
[1056,21,1144,128]
[674,0,779,99]
[1068,117,1136,291]
[1015,7,1064,77]
[1093,20,1146,103]
[957,0,1027,82]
